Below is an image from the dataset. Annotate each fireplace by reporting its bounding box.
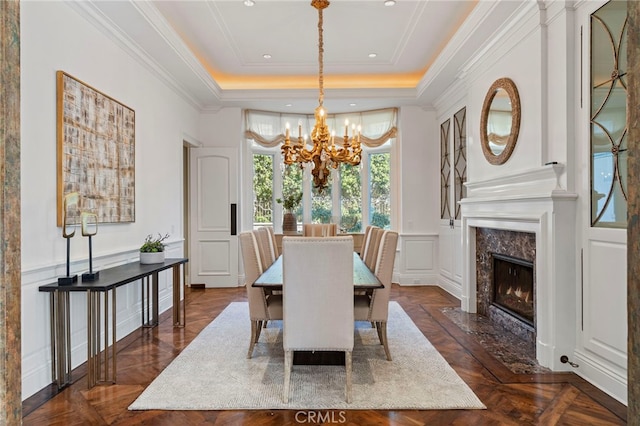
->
[460,163,578,369]
[492,253,534,326]
[475,228,536,346]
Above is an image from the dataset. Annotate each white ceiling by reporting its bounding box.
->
[79,0,526,113]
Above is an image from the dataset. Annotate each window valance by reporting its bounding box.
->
[244,107,397,149]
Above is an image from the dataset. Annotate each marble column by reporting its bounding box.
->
[0,0,22,424]
[629,0,640,421]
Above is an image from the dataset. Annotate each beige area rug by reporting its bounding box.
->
[129,302,485,410]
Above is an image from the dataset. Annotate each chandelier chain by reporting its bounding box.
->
[281,0,361,193]
[318,6,324,107]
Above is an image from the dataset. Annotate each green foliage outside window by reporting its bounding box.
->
[340,163,362,232]
[253,154,273,224]
[281,165,303,221]
[252,150,391,230]
[312,173,332,223]
[370,153,391,229]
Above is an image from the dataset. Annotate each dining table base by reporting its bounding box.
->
[293,351,345,366]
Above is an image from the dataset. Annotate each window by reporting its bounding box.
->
[340,163,362,232]
[369,152,391,229]
[249,144,391,232]
[252,153,273,226]
[311,172,333,224]
[245,109,396,232]
[282,164,303,225]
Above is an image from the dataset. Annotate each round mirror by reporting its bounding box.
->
[480,78,521,165]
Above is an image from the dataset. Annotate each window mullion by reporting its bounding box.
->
[332,169,341,226]
[273,155,283,232]
[362,155,371,229]
[303,166,312,223]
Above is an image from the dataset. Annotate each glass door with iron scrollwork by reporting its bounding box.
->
[439,107,466,285]
[590,1,628,228]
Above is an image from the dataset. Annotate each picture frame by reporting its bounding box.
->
[56,71,135,226]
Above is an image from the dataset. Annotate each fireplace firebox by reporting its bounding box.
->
[492,253,534,326]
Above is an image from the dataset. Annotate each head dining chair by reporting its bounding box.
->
[354,230,398,361]
[282,236,354,403]
[239,231,282,358]
[302,223,337,237]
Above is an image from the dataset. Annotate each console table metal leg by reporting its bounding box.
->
[112,289,117,381]
[50,290,72,388]
[87,290,117,388]
[173,264,185,327]
[87,291,97,388]
[141,273,159,327]
[141,275,153,328]
[152,271,159,326]
[103,290,109,382]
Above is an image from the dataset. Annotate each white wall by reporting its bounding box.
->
[20,1,200,399]
[465,4,546,182]
[397,107,439,235]
[198,109,243,148]
[395,106,440,284]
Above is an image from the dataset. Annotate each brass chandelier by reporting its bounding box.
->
[281,0,362,193]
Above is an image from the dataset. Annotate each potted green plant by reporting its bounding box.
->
[139,233,170,264]
[276,191,302,233]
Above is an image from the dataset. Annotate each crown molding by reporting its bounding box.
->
[67,1,218,111]
[130,1,223,100]
[458,1,539,81]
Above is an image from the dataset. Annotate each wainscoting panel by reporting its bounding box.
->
[397,234,439,285]
[583,239,627,369]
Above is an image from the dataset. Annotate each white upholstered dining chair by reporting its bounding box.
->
[359,225,373,259]
[239,231,283,359]
[302,223,337,237]
[265,225,279,258]
[255,226,278,271]
[354,230,398,361]
[282,236,354,403]
[363,226,384,270]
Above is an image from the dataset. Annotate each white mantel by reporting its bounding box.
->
[460,164,578,370]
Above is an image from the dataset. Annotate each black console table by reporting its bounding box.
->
[39,258,188,389]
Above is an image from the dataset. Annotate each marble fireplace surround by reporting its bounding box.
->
[460,165,578,370]
[476,228,536,344]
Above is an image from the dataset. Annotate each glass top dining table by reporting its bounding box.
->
[253,252,382,290]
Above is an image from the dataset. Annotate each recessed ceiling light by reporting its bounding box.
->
[384,0,396,6]
[263,54,272,59]
[285,103,292,107]
[368,53,377,58]
[350,103,357,107]
[244,0,255,6]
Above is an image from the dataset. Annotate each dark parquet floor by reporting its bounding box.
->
[22,285,627,425]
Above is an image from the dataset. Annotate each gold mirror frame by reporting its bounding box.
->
[480,77,521,165]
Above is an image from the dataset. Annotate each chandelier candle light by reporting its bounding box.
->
[281,0,362,193]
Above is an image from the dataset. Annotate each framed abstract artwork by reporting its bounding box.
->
[56,71,135,226]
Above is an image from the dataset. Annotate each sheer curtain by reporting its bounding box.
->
[244,108,397,148]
